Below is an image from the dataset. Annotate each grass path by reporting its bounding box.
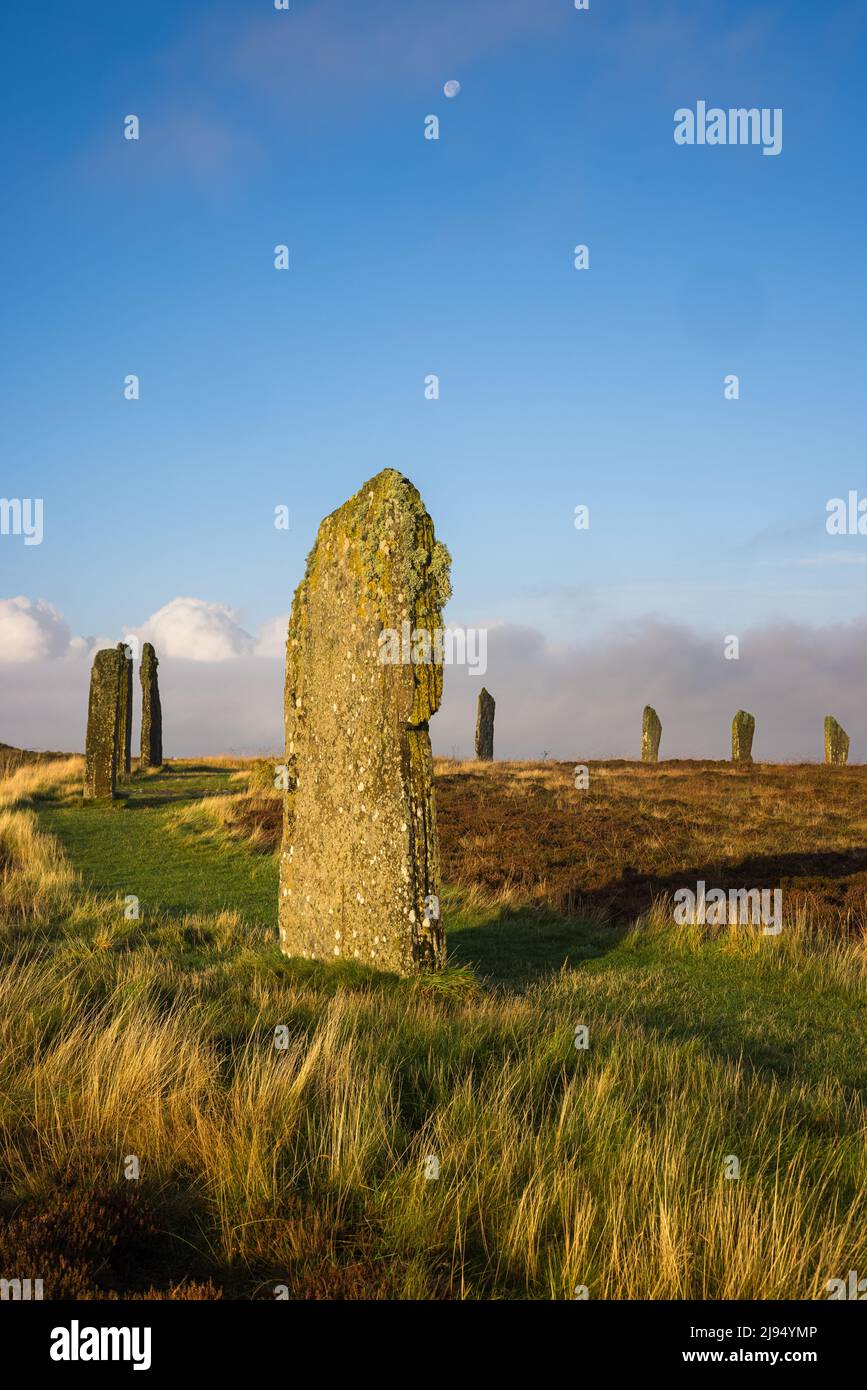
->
[38,767,278,927]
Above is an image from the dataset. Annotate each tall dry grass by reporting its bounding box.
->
[0,756,83,812]
[1,945,863,1298]
[170,791,283,852]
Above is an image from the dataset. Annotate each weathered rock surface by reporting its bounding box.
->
[641,705,661,762]
[824,716,849,765]
[279,469,452,975]
[731,710,755,764]
[139,643,163,769]
[475,688,495,761]
[116,643,133,780]
[84,648,123,799]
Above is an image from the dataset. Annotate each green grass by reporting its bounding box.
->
[450,897,865,1094]
[38,768,277,928]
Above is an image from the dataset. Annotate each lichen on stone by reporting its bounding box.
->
[476,688,495,760]
[140,643,163,770]
[824,716,849,766]
[731,710,755,764]
[641,705,661,763]
[279,469,449,975]
[84,648,124,800]
[116,643,133,780]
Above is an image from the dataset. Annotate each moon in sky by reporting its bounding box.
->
[443,80,461,98]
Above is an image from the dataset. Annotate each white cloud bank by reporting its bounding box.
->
[0,596,287,665]
[3,596,867,762]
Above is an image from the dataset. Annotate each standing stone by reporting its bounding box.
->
[824,716,849,766]
[84,648,123,800]
[475,688,495,761]
[139,643,163,770]
[116,643,133,781]
[280,468,452,975]
[731,710,755,764]
[641,705,661,762]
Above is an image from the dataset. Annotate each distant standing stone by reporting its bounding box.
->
[642,705,661,762]
[116,642,133,780]
[84,648,123,800]
[731,710,755,764]
[824,716,849,765]
[475,688,495,761]
[140,643,163,770]
[279,468,452,975]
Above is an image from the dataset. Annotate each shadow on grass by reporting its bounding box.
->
[119,791,228,809]
[263,898,626,995]
[445,897,628,989]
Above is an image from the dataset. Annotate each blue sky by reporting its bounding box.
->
[2,0,867,756]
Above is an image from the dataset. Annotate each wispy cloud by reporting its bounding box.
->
[230,0,566,105]
[82,109,262,188]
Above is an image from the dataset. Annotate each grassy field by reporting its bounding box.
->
[0,753,864,1299]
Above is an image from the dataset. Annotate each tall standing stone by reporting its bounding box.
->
[84,648,123,800]
[116,643,133,781]
[731,710,755,764]
[139,643,163,770]
[824,716,849,765]
[475,688,495,761]
[642,705,661,762]
[280,469,452,975]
